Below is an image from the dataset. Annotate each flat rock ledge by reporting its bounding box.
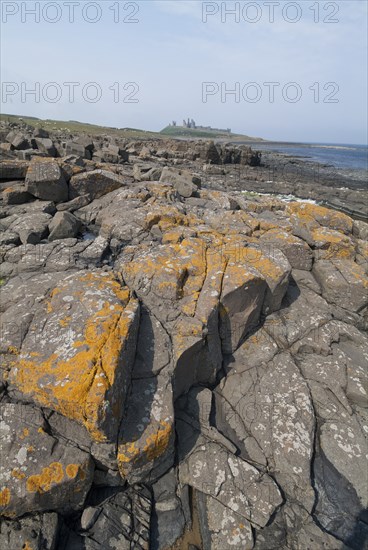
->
[0,158,367,550]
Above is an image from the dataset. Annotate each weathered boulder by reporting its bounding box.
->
[10,133,31,150]
[313,259,368,312]
[34,137,56,157]
[33,127,50,139]
[151,468,186,549]
[2,182,33,205]
[69,169,127,200]
[9,211,51,244]
[65,140,91,159]
[178,433,282,530]
[25,160,68,202]
[7,271,140,442]
[94,144,128,164]
[197,491,254,550]
[0,159,29,180]
[117,371,174,483]
[0,512,59,549]
[0,403,94,518]
[48,211,82,241]
[160,167,199,198]
[60,486,151,550]
[216,352,316,510]
[259,228,313,270]
[133,163,162,182]
[287,201,353,234]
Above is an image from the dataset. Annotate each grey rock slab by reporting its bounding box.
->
[178,436,282,529]
[198,492,254,550]
[216,352,316,510]
[151,469,186,549]
[0,159,29,180]
[0,512,59,550]
[2,182,33,205]
[117,371,174,484]
[77,235,110,266]
[25,160,68,202]
[9,212,51,244]
[10,133,31,150]
[160,166,198,198]
[7,270,140,443]
[56,194,91,212]
[69,169,127,200]
[259,229,313,271]
[132,305,171,379]
[0,402,94,518]
[313,259,368,312]
[48,211,82,241]
[34,137,56,156]
[82,486,151,550]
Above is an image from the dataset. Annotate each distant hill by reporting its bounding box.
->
[0,113,263,142]
[160,125,259,140]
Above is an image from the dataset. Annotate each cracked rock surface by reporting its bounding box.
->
[0,150,367,549]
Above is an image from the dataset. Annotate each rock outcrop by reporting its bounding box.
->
[0,149,367,550]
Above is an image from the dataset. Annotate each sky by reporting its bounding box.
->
[1,0,367,143]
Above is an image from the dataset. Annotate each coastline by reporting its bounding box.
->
[201,146,368,222]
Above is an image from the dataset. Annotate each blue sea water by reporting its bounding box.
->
[251,142,368,172]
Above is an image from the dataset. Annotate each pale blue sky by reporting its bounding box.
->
[1,0,367,143]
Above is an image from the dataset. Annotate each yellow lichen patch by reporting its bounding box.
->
[261,228,303,245]
[117,421,173,477]
[0,487,11,506]
[312,227,355,260]
[11,273,138,442]
[259,221,280,231]
[22,543,33,550]
[66,464,79,479]
[347,261,368,288]
[26,462,64,494]
[11,468,26,480]
[242,248,284,282]
[142,421,173,461]
[287,202,353,234]
[59,316,72,328]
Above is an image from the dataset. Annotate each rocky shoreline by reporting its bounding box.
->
[0,122,367,549]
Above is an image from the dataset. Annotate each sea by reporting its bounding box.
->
[245,142,368,173]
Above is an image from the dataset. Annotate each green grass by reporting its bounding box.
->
[241,191,262,198]
[0,113,162,140]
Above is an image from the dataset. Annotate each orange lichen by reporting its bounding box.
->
[59,316,72,327]
[26,462,64,493]
[11,273,138,442]
[118,421,173,476]
[287,202,353,234]
[312,227,355,260]
[142,420,173,461]
[11,468,26,480]
[65,464,79,479]
[0,488,11,506]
